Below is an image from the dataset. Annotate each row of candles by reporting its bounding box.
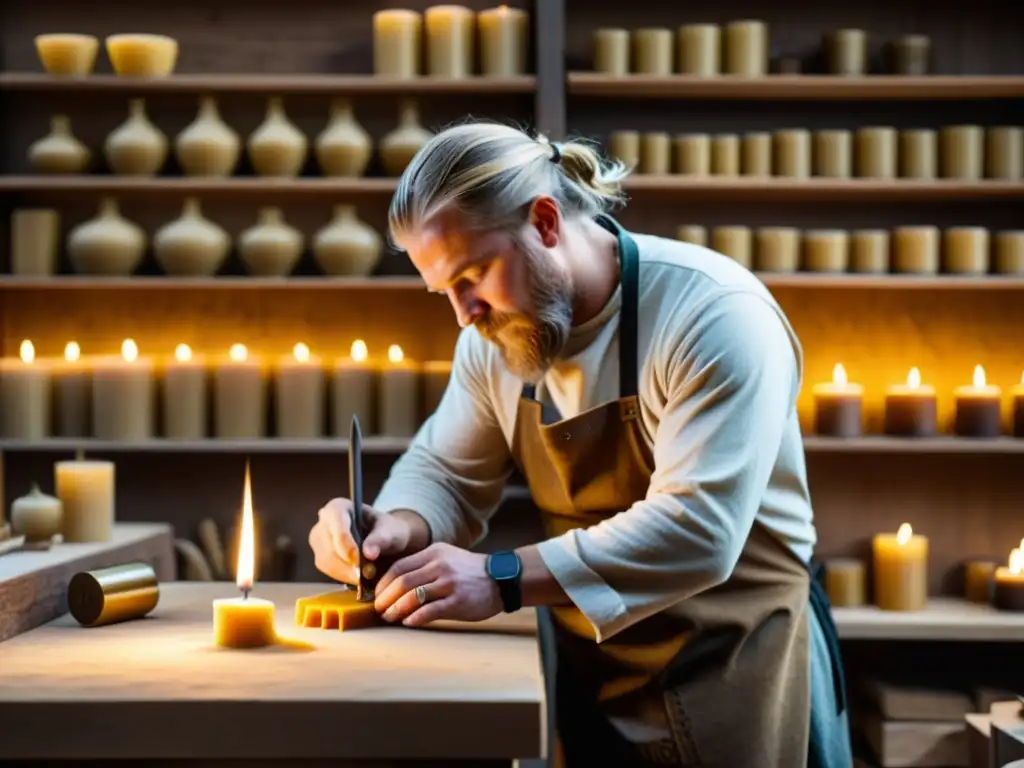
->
[827,524,1023,613]
[0,340,451,441]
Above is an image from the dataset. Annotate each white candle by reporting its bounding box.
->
[164,343,208,440]
[92,339,155,441]
[0,340,51,440]
[55,454,115,542]
[332,340,375,436]
[478,5,529,76]
[378,344,421,437]
[214,344,266,439]
[425,5,475,77]
[275,342,325,439]
[54,341,90,437]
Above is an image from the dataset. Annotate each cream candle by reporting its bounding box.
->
[900,130,937,179]
[425,5,475,78]
[332,339,375,437]
[632,28,672,75]
[884,367,938,437]
[640,132,671,175]
[724,20,767,76]
[992,542,1024,612]
[712,226,752,269]
[774,129,811,179]
[674,133,710,176]
[214,343,266,439]
[824,558,866,607]
[742,132,771,176]
[850,230,890,274]
[608,130,640,170]
[677,24,720,76]
[892,226,940,274]
[943,227,990,275]
[55,452,115,542]
[0,340,51,440]
[995,231,1024,275]
[856,126,897,179]
[378,344,421,437]
[803,230,849,273]
[373,9,422,78]
[941,125,984,180]
[92,339,155,441]
[478,5,528,77]
[711,134,740,176]
[163,343,207,440]
[953,365,1002,438]
[275,342,325,439]
[813,363,863,438]
[422,360,452,420]
[986,126,1023,180]
[1013,371,1024,438]
[814,130,852,178]
[873,523,928,611]
[10,208,60,276]
[54,341,90,437]
[592,28,629,75]
[754,227,800,272]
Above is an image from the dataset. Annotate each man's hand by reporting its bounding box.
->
[373,543,502,627]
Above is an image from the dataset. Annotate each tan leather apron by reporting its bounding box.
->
[511,215,815,767]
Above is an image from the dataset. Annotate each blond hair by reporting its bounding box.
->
[388,120,630,248]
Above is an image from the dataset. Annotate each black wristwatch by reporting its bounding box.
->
[486,550,522,613]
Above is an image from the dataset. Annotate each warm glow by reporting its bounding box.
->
[906,367,921,388]
[350,339,368,363]
[64,341,80,363]
[896,523,913,546]
[1009,547,1022,576]
[236,461,256,591]
[229,343,248,363]
[832,363,847,386]
[175,343,192,363]
[972,365,986,388]
[388,344,404,364]
[293,342,310,363]
[19,340,35,364]
[121,339,138,363]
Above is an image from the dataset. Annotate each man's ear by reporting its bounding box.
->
[528,196,560,248]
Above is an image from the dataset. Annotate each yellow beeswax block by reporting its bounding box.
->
[296,589,380,631]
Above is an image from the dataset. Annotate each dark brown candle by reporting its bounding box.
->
[812,363,863,437]
[884,367,938,437]
[953,365,1002,438]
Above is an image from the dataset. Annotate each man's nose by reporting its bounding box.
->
[449,289,486,328]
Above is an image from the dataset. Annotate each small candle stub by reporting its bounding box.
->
[963,560,998,603]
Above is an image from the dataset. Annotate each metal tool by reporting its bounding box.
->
[349,415,375,602]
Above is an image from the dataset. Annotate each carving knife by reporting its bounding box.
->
[349,415,375,602]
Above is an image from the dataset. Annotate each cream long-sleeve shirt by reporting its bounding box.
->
[373,231,817,643]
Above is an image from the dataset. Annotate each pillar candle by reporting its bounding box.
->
[214,595,276,647]
[632,28,672,75]
[941,125,984,180]
[992,545,1024,612]
[856,126,897,179]
[677,24,720,76]
[943,227,990,275]
[54,341,90,438]
[378,344,421,437]
[813,363,863,437]
[0,340,51,440]
[873,523,928,611]
[755,227,800,272]
[592,28,629,75]
[640,132,671,174]
[214,344,266,439]
[55,454,115,542]
[826,29,867,76]
[674,133,710,175]
[964,560,997,603]
[774,129,811,179]
[995,231,1024,275]
[711,134,740,176]
[803,230,849,273]
[332,340,375,437]
[892,226,939,274]
[814,130,852,178]
[92,339,155,441]
[609,130,640,170]
[163,343,207,440]
[884,367,938,437]
[424,5,475,78]
[478,5,528,77]
[1013,371,1024,438]
[742,132,772,176]
[893,35,930,75]
[724,20,768,76]
[953,365,1002,438]
[676,225,707,246]
[711,226,752,269]
[985,126,1023,180]
[900,130,937,179]
[373,9,422,78]
[850,229,890,274]
[824,558,866,607]
[10,208,60,276]
[275,342,325,439]
[422,360,452,420]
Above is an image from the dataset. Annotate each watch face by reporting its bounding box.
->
[489,551,521,580]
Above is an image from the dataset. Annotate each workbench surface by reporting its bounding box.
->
[0,582,546,763]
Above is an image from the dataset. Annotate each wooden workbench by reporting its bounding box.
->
[0,582,547,767]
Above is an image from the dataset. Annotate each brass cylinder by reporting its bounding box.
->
[68,561,159,628]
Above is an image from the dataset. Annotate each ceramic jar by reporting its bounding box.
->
[379,100,432,176]
[315,99,373,177]
[313,205,383,276]
[28,115,91,174]
[175,96,241,177]
[154,197,231,276]
[248,97,308,177]
[67,197,146,276]
[10,484,63,542]
[239,207,304,276]
[104,98,169,176]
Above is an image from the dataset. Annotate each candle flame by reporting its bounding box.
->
[236,460,256,591]
[19,340,35,364]
[65,341,80,362]
[175,343,192,363]
[351,339,368,363]
[907,367,921,388]
[229,343,248,363]
[896,522,913,545]
[388,344,404,364]
[1009,547,1022,576]
[293,342,310,363]
[832,363,847,386]
[973,364,986,388]
[121,339,138,363]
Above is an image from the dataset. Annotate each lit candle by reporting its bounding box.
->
[332,340,375,437]
[378,343,421,437]
[422,359,452,420]
[812,363,863,438]
[992,542,1024,612]
[275,342,325,439]
[1012,371,1024,438]
[214,344,266,439]
[884,367,938,437]
[163,343,207,440]
[92,339,155,441]
[964,559,998,603]
[873,522,928,611]
[55,451,115,542]
[213,462,277,648]
[478,5,529,77]
[424,5,475,78]
[954,365,1002,438]
[823,558,866,607]
[54,341,90,437]
[372,9,422,78]
[0,340,51,440]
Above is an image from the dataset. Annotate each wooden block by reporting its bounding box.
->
[964,713,991,768]
[864,711,967,767]
[295,588,380,630]
[865,679,974,722]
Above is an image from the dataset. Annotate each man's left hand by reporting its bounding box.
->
[374,543,502,626]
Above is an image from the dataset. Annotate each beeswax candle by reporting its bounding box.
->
[10,208,59,276]
[54,341,90,437]
[813,364,863,437]
[609,131,640,170]
[55,453,115,542]
[774,129,811,179]
[379,344,421,437]
[856,126,897,179]
[993,544,1024,612]
[425,5,475,78]
[900,130,937,179]
[873,523,928,611]
[92,339,155,441]
[824,558,866,607]
[640,132,671,175]
[742,132,771,176]
[986,126,1023,180]
[163,343,207,440]
[632,28,672,75]
[964,560,997,603]
[755,227,800,272]
[953,365,1002,438]
[711,134,740,176]
[724,20,767,76]
[814,130,852,178]
[995,231,1024,275]
[712,226,752,269]
[373,9,422,78]
[676,225,707,247]
[803,230,848,273]
[593,28,629,75]
[884,368,937,437]
[941,125,984,180]
[478,5,528,77]
[893,35,930,75]
[1013,371,1024,438]
[214,344,266,439]
[943,227,989,275]
[826,29,866,76]
[892,226,939,274]
[677,24,720,76]
[332,340,375,437]
[674,134,710,175]
[850,230,889,274]
[275,342,325,439]
[0,340,51,440]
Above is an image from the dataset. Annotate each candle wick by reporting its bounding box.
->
[241,587,250,601]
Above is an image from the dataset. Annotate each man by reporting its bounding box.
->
[309,121,852,767]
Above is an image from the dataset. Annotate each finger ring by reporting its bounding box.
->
[414,585,428,605]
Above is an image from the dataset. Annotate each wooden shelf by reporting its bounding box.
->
[833,598,1024,642]
[803,436,1024,454]
[622,177,1024,201]
[757,274,1024,290]
[0,176,397,195]
[567,73,1024,100]
[0,72,537,94]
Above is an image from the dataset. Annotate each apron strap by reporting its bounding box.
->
[809,562,848,716]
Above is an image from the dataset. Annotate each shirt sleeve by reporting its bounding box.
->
[372,328,514,547]
[535,290,802,642]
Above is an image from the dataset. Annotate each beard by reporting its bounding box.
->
[475,246,573,383]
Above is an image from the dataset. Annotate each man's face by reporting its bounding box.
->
[402,216,574,382]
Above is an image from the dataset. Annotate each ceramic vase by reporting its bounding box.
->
[67,197,146,276]
[154,197,231,276]
[247,97,308,177]
[313,205,383,276]
[315,99,373,177]
[175,96,241,177]
[10,484,63,542]
[239,207,304,276]
[379,100,432,176]
[28,115,91,174]
[104,98,169,176]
